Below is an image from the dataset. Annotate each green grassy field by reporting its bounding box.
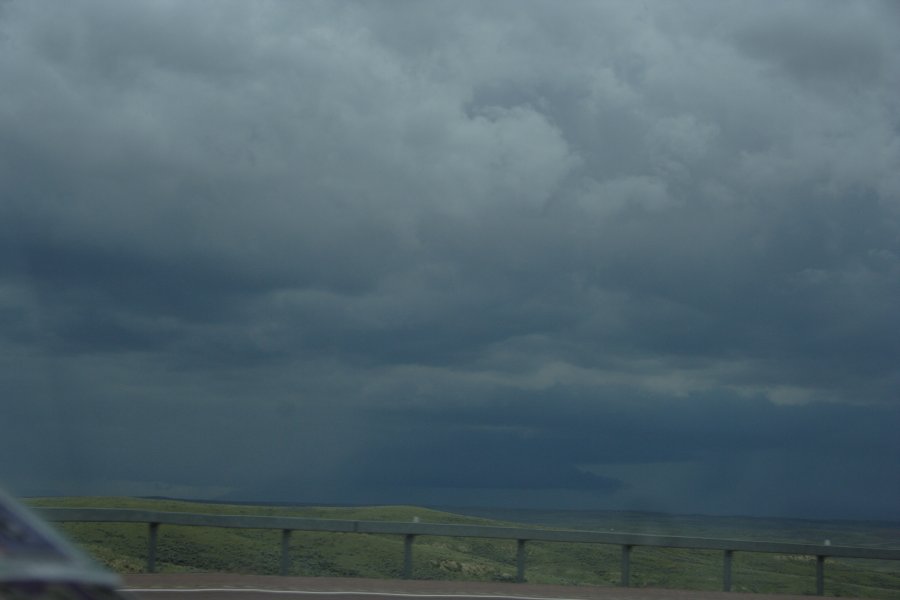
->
[26,497,900,598]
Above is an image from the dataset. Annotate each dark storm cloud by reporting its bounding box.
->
[1,0,899,519]
[733,3,889,88]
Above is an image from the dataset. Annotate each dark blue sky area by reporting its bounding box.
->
[1,0,899,521]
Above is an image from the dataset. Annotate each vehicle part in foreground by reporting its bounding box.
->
[0,488,123,600]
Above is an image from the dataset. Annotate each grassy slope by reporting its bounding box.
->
[27,498,900,598]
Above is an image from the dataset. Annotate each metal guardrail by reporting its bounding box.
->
[37,508,900,596]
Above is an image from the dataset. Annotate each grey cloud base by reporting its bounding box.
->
[1,0,899,520]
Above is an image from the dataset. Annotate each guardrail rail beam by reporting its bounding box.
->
[35,506,900,595]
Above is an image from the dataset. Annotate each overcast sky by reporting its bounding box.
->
[2,0,899,521]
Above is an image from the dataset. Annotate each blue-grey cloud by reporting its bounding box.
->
[1,0,898,520]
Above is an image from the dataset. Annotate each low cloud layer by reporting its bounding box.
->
[1,0,899,520]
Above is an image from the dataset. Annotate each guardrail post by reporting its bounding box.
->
[816,555,825,596]
[723,550,733,592]
[403,534,415,579]
[280,529,292,576]
[516,539,527,583]
[621,544,632,587]
[147,522,159,573]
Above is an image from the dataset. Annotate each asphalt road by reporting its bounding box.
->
[121,574,844,600]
